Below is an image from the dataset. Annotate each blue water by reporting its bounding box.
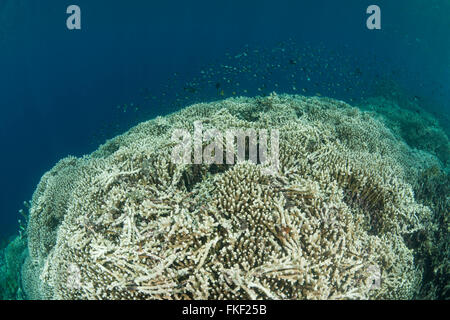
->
[0,0,449,238]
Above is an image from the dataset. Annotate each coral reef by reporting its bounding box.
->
[22,93,448,299]
[412,165,449,299]
[359,96,450,166]
[27,156,82,266]
[357,96,450,299]
[0,235,27,299]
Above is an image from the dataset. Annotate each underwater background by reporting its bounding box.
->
[0,0,448,299]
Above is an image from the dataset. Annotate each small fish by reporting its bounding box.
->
[234,52,248,59]
[184,86,198,93]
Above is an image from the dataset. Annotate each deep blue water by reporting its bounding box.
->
[0,0,449,237]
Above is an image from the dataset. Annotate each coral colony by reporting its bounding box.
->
[14,93,448,299]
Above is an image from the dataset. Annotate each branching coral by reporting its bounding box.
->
[22,93,446,299]
[359,96,450,166]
